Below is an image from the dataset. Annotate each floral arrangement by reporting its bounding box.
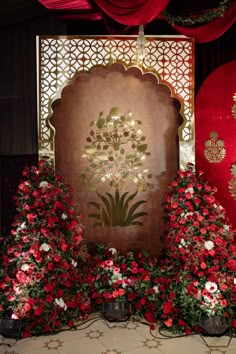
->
[0,159,92,337]
[154,164,236,333]
[89,244,160,325]
[1,160,236,337]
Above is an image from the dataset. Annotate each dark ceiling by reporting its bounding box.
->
[0,0,47,27]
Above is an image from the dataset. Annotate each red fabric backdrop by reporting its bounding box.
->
[38,0,236,42]
[195,61,236,226]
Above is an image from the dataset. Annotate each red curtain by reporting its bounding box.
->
[93,0,170,26]
[38,0,236,42]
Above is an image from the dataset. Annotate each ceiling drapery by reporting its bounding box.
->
[38,0,236,42]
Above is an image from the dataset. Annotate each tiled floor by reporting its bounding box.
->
[0,316,235,354]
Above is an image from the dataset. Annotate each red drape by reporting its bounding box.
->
[38,0,236,42]
[171,2,236,43]
[93,0,170,26]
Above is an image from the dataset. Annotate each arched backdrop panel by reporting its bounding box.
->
[37,35,194,254]
[51,63,181,254]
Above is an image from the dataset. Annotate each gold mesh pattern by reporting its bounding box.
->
[37,35,194,166]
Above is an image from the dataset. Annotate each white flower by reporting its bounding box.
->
[186,187,194,194]
[39,181,48,188]
[71,259,77,267]
[21,264,30,271]
[223,224,229,232]
[204,240,214,250]
[20,222,27,229]
[205,281,218,293]
[108,248,117,255]
[234,278,236,285]
[39,243,51,252]
[153,286,159,293]
[61,213,67,220]
[55,298,67,311]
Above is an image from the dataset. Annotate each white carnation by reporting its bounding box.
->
[21,264,30,271]
[153,286,159,294]
[204,240,214,250]
[39,243,51,252]
[109,248,117,255]
[55,298,67,311]
[71,259,77,267]
[39,181,48,188]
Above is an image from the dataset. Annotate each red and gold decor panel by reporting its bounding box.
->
[37,35,194,254]
[195,61,236,226]
[37,35,194,168]
[51,63,181,253]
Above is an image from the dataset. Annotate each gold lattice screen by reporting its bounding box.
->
[37,35,195,168]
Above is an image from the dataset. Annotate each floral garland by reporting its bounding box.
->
[163,0,232,26]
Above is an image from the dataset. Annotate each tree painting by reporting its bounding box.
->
[81,107,153,227]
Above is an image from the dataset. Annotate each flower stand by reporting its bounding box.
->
[199,316,232,348]
[102,301,132,322]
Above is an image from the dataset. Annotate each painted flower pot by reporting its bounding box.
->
[102,301,132,322]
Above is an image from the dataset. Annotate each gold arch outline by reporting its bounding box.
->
[46,60,190,167]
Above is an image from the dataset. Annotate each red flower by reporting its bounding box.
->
[34,306,44,316]
[163,301,172,314]
[164,318,173,327]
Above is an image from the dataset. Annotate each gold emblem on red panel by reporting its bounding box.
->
[204,131,226,163]
[232,93,236,118]
[229,163,236,200]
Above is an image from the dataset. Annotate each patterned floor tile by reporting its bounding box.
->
[99,327,146,352]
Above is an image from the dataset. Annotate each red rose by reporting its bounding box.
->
[164,318,173,327]
[34,306,44,316]
[163,301,172,314]
[24,303,32,312]
[46,294,53,303]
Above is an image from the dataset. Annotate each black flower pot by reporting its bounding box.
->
[102,301,132,322]
[199,315,230,336]
[0,317,22,339]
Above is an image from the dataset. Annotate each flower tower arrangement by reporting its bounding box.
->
[0,159,91,337]
[155,164,236,334]
[90,244,160,324]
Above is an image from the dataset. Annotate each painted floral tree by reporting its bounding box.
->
[81,107,153,227]
[1,159,92,336]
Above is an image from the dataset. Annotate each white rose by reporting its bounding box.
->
[61,213,67,220]
[108,248,117,255]
[39,181,48,188]
[55,298,67,311]
[39,243,51,252]
[21,264,30,271]
[71,259,77,267]
[153,286,159,294]
[204,240,214,250]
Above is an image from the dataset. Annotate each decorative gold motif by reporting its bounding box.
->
[37,35,194,167]
[232,92,236,118]
[229,163,236,200]
[204,131,226,163]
